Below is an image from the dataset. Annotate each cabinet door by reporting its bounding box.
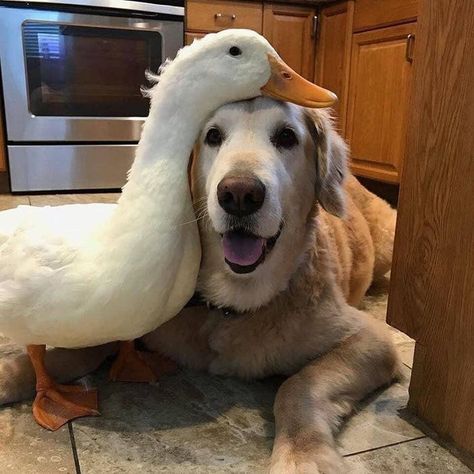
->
[314,1,354,134]
[263,4,316,81]
[346,22,416,183]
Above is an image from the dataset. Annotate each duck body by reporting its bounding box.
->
[0,198,197,348]
[0,56,205,348]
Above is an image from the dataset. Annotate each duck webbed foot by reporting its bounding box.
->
[27,345,99,431]
[109,340,177,383]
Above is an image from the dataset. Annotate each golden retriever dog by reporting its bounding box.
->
[0,97,399,473]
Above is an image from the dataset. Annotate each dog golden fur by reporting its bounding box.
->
[0,98,399,473]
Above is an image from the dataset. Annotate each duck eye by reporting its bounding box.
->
[272,127,298,149]
[229,46,242,57]
[205,127,223,147]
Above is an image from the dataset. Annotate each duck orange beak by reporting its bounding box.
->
[261,54,337,108]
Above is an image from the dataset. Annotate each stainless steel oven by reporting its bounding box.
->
[0,0,184,191]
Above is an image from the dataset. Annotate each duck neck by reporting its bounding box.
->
[123,101,200,200]
[101,74,212,252]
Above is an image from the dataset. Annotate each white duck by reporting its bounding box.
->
[0,29,336,430]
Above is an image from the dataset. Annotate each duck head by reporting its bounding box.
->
[156,29,337,110]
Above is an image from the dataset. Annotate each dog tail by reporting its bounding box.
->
[345,175,397,281]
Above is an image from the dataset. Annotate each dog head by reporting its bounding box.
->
[192,97,348,311]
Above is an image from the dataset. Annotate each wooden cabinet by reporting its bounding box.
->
[263,4,316,80]
[388,0,474,457]
[314,1,354,133]
[314,0,417,183]
[345,22,415,183]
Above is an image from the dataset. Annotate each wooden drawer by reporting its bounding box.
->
[186,0,263,33]
[353,0,417,32]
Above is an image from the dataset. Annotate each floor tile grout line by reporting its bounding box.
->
[68,422,82,474]
[343,435,427,458]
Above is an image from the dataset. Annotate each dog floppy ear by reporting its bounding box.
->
[304,109,348,217]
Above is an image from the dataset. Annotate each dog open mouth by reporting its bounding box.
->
[222,226,282,274]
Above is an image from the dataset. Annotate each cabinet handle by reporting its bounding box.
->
[406,34,415,63]
[312,15,319,39]
[215,13,236,20]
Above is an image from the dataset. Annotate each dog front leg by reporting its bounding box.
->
[270,318,400,474]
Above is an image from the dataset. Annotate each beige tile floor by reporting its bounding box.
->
[0,193,471,474]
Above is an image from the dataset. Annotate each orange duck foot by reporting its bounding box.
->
[109,340,177,383]
[32,383,99,431]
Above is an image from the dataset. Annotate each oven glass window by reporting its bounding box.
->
[23,22,162,117]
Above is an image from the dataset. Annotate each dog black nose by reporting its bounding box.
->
[217,176,266,216]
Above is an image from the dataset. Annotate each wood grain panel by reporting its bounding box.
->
[353,0,418,32]
[314,0,354,133]
[345,22,416,183]
[187,0,263,33]
[263,3,316,80]
[387,0,474,456]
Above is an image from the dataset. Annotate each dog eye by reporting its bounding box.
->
[272,127,298,149]
[205,127,223,147]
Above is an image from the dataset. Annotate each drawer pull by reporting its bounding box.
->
[406,34,415,63]
[312,15,319,39]
[214,12,237,20]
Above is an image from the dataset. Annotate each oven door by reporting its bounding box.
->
[0,6,183,142]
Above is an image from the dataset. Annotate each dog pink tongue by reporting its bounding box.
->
[223,232,265,266]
